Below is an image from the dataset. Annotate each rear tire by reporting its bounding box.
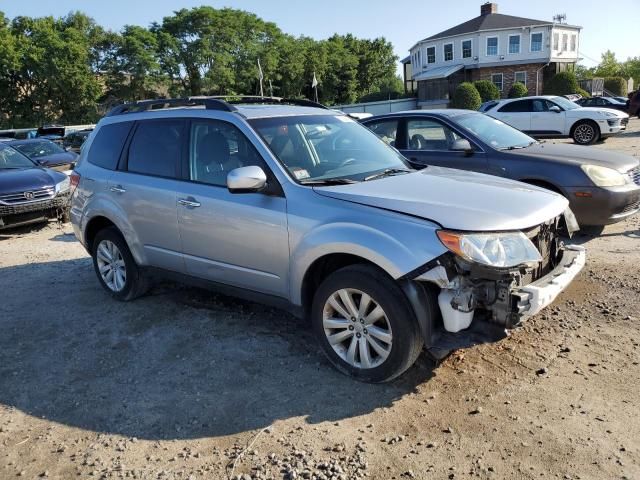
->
[91,227,149,301]
[580,225,606,236]
[572,120,599,145]
[311,264,423,383]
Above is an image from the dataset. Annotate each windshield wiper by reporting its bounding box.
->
[299,178,358,186]
[500,141,537,151]
[363,168,412,182]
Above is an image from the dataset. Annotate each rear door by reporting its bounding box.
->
[400,117,488,173]
[109,118,186,273]
[494,99,532,131]
[175,118,289,297]
[530,99,566,135]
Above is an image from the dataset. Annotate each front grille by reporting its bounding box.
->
[0,192,69,216]
[621,117,629,127]
[0,187,55,205]
[620,200,640,214]
[629,166,640,186]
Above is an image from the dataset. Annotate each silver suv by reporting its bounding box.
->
[70,97,586,382]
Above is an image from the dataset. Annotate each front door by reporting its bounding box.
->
[400,117,488,172]
[530,98,566,135]
[494,99,532,131]
[176,119,289,298]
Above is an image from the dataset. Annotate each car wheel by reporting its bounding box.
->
[580,225,605,236]
[572,120,599,145]
[92,227,149,301]
[311,264,423,383]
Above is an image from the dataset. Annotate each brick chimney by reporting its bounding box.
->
[480,2,498,15]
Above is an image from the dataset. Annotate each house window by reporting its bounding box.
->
[508,35,520,54]
[553,32,559,50]
[417,50,421,68]
[562,34,568,51]
[530,32,543,52]
[570,35,576,52]
[491,73,503,91]
[462,40,472,58]
[514,71,527,86]
[444,43,453,61]
[486,37,498,56]
[427,46,436,63]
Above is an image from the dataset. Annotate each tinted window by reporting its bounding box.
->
[127,120,183,178]
[498,100,531,113]
[189,120,265,186]
[88,122,132,170]
[407,119,461,151]
[365,119,399,146]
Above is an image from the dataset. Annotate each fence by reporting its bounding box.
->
[332,98,418,115]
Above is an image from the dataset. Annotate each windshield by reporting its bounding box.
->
[249,115,409,183]
[550,96,580,110]
[457,113,535,150]
[13,140,65,158]
[0,144,36,169]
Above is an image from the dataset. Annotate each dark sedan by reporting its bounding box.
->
[7,139,78,172]
[0,143,72,229]
[577,96,628,113]
[362,110,640,232]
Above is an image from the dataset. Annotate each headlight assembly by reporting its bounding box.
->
[55,177,71,194]
[581,164,627,187]
[436,230,542,268]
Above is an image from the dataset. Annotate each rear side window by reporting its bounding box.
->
[498,100,531,113]
[127,120,184,178]
[88,122,133,170]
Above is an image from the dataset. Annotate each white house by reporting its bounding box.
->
[403,3,581,107]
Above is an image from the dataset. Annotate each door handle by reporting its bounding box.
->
[178,198,201,208]
[110,185,126,193]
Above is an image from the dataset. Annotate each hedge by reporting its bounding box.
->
[603,77,627,96]
[473,80,501,102]
[452,82,482,110]
[508,82,528,98]
[543,72,579,96]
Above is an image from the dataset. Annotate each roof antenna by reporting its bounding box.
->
[552,13,566,24]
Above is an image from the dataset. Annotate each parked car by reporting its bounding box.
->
[36,125,66,146]
[63,129,93,153]
[576,96,628,113]
[6,139,78,173]
[628,90,640,118]
[483,95,629,145]
[362,110,640,231]
[70,97,586,382]
[562,93,583,102]
[0,143,71,230]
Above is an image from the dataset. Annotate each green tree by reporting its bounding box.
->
[452,82,481,110]
[544,72,579,95]
[473,80,501,102]
[593,50,621,78]
[508,82,528,98]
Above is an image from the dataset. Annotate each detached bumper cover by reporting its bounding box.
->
[513,245,586,318]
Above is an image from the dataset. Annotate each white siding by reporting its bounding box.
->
[550,26,580,62]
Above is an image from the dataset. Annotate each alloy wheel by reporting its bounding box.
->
[574,123,595,144]
[322,288,393,369]
[96,240,127,292]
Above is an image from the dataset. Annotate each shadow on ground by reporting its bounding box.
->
[0,258,436,441]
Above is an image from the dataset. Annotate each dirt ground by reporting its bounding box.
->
[1,120,639,480]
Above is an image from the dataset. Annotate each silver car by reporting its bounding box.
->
[69,97,586,383]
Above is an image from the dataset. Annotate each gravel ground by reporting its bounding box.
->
[1,119,639,480]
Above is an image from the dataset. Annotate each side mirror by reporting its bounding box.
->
[227,166,267,193]
[450,138,474,155]
[549,105,562,113]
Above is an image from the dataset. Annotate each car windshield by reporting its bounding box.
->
[0,144,36,169]
[249,115,410,183]
[550,96,581,110]
[13,140,65,158]
[457,113,535,150]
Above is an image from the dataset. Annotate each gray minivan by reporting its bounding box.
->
[69,97,585,382]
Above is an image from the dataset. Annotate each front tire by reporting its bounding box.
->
[572,120,599,145]
[92,227,149,301]
[311,265,423,383]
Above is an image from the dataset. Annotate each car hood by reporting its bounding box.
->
[570,107,628,118]
[0,167,64,193]
[512,142,639,172]
[34,152,78,167]
[314,167,568,231]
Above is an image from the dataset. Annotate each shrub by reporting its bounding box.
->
[508,82,528,98]
[452,82,482,110]
[544,71,579,96]
[473,80,501,102]
[603,77,627,96]
[576,87,590,98]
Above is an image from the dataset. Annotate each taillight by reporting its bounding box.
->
[70,171,81,195]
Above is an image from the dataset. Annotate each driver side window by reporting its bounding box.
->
[407,119,461,151]
[365,119,399,147]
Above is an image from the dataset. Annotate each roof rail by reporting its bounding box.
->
[105,97,238,117]
[208,96,329,110]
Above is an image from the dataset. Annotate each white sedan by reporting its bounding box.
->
[481,95,629,145]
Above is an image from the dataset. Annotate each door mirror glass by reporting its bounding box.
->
[450,138,473,153]
[549,105,562,113]
[227,166,267,193]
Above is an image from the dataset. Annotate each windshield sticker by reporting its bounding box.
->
[292,168,310,180]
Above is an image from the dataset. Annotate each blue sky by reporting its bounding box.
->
[1,0,636,71]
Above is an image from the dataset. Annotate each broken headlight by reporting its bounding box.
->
[437,230,542,268]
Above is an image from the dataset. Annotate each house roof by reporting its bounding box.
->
[424,13,552,42]
[412,64,465,81]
